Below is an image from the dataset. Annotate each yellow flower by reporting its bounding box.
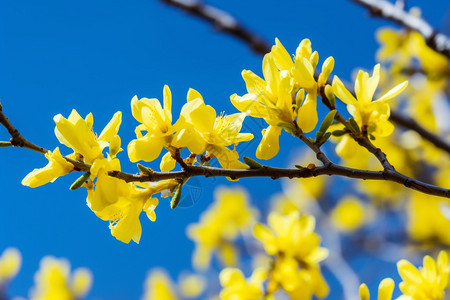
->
[253,212,329,298]
[30,256,92,300]
[330,196,366,232]
[187,187,258,270]
[22,147,75,188]
[359,278,395,300]
[407,191,450,245]
[397,251,449,300]
[178,273,206,299]
[142,270,178,300]
[230,53,295,160]
[333,64,408,137]
[271,38,334,132]
[128,85,182,163]
[253,212,328,264]
[184,95,253,168]
[219,268,267,300]
[92,179,178,244]
[0,248,21,288]
[54,109,122,164]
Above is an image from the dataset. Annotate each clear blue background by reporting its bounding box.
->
[1,1,449,299]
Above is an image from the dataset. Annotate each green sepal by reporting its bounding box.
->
[295,165,305,170]
[331,130,347,137]
[70,172,91,190]
[276,122,296,134]
[369,134,376,140]
[243,156,262,169]
[348,118,361,134]
[170,184,183,209]
[324,84,336,108]
[137,163,153,174]
[0,141,12,147]
[317,132,332,147]
[315,110,337,142]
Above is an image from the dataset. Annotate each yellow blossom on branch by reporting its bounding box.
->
[397,251,449,300]
[333,64,408,137]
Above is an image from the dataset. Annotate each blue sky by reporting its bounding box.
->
[1,1,449,299]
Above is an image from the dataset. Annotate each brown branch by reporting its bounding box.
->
[351,0,450,59]
[1,102,449,198]
[0,102,48,154]
[160,0,450,156]
[160,0,271,55]
[108,163,450,198]
[390,111,450,153]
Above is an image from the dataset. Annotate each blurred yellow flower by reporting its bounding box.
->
[142,270,178,300]
[331,196,366,232]
[30,256,92,300]
[178,273,206,299]
[219,268,267,300]
[253,211,328,299]
[397,251,449,300]
[0,248,21,289]
[187,187,258,270]
[359,278,395,300]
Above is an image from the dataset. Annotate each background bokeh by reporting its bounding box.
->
[1,1,449,299]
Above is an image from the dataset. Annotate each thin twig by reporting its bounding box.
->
[1,103,449,198]
[351,0,450,59]
[160,0,450,156]
[160,0,270,55]
[390,111,450,153]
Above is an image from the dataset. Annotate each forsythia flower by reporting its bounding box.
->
[407,192,450,245]
[21,147,75,187]
[128,85,196,165]
[253,211,328,298]
[89,179,178,244]
[183,93,253,169]
[397,251,449,300]
[142,270,178,300]
[219,268,268,300]
[330,196,366,232]
[333,64,408,137]
[187,187,258,270]
[0,247,21,294]
[231,38,334,160]
[359,278,395,300]
[30,256,92,300]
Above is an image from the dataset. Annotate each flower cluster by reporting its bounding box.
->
[231,39,334,159]
[187,187,258,270]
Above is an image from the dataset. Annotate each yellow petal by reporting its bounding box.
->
[297,92,318,133]
[271,38,294,71]
[98,111,122,145]
[187,88,203,102]
[22,148,74,188]
[127,135,164,163]
[160,152,176,172]
[333,76,358,105]
[374,81,408,103]
[256,126,282,160]
[378,278,394,300]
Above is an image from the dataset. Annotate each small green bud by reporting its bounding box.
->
[243,156,262,169]
[170,184,182,209]
[318,132,332,146]
[70,172,91,190]
[0,141,12,147]
[331,130,347,137]
[137,164,153,175]
[324,85,335,108]
[348,118,361,134]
